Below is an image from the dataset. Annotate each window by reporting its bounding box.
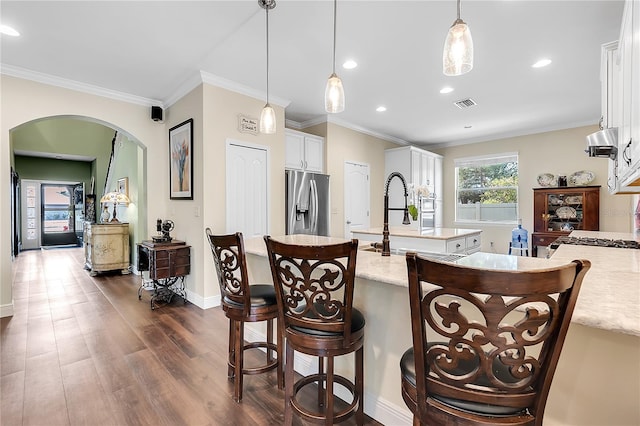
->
[455,153,519,224]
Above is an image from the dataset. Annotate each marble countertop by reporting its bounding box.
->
[245,232,640,337]
[351,226,482,240]
[550,236,639,336]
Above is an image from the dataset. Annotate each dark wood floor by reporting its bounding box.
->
[1,247,382,425]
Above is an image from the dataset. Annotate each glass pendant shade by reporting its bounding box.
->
[260,103,276,134]
[325,73,345,113]
[443,18,473,76]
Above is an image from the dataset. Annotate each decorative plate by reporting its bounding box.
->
[556,206,577,219]
[569,170,595,186]
[537,173,557,187]
[564,195,582,204]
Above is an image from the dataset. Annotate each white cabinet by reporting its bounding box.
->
[385,146,443,226]
[285,129,324,173]
[608,0,640,192]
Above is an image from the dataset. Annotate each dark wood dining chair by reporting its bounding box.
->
[205,229,283,402]
[400,252,590,426]
[263,236,364,426]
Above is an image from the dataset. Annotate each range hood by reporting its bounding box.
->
[585,127,617,159]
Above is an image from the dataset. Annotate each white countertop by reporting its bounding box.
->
[245,232,640,337]
[549,241,639,336]
[351,226,481,240]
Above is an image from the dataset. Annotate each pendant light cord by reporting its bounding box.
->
[457,0,461,20]
[265,7,270,104]
[332,0,337,74]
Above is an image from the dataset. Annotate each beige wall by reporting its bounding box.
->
[433,125,634,253]
[200,83,286,303]
[303,122,401,238]
[1,75,165,314]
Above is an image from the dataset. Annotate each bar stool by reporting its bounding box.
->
[400,252,590,426]
[205,229,283,402]
[264,236,364,426]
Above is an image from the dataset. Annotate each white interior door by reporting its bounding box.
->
[226,141,269,238]
[344,161,370,238]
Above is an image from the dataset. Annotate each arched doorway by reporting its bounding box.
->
[10,115,147,261]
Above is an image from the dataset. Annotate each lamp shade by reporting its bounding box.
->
[443,18,473,76]
[260,103,276,134]
[325,73,345,113]
[100,191,130,205]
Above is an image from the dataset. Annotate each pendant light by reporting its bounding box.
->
[443,0,473,76]
[325,0,345,113]
[259,0,276,134]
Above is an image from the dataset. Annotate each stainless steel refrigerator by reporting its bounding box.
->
[285,170,330,236]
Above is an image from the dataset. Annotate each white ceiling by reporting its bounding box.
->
[0,1,625,147]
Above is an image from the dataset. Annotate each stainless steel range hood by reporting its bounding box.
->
[585,127,618,159]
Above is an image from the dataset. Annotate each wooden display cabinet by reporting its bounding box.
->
[532,186,600,256]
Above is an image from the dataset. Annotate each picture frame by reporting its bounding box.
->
[117,177,129,198]
[169,118,194,200]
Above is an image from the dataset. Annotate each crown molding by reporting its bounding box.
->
[326,115,409,146]
[286,115,409,146]
[199,70,290,108]
[0,64,161,107]
[426,120,597,150]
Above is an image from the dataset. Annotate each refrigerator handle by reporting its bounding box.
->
[310,179,318,234]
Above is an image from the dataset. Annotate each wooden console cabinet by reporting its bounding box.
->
[84,222,130,275]
[532,186,600,256]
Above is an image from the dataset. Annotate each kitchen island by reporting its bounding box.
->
[242,234,639,426]
[351,226,482,254]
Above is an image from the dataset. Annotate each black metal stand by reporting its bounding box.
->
[138,276,187,310]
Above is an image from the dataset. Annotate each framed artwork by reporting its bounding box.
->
[117,177,129,198]
[169,118,194,200]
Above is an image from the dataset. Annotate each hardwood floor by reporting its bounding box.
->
[1,247,382,425]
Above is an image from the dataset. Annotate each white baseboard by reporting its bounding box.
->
[0,302,14,318]
[186,289,220,309]
[243,327,413,425]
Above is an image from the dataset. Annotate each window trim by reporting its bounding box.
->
[454,152,519,225]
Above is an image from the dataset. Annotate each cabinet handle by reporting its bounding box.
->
[456,243,461,248]
[623,139,632,166]
[300,160,304,168]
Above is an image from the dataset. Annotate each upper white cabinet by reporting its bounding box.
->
[602,0,640,193]
[386,146,443,198]
[285,129,324,173]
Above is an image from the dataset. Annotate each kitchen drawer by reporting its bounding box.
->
[466,234,481,250]
[447,237,466,253]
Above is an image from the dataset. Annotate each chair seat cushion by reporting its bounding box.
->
[223,284,277,308]
[400,346,526,417]
[291,306,365,337]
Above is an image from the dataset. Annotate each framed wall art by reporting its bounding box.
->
[169,118,194,200]
[117,177,129,198]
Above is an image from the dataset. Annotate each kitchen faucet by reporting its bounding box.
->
[381,172,411,256]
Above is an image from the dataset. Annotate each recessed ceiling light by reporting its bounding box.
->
[343,60,357,70]
[440,87,454,94]
[0,24,20,37]
[532,58,552,68]
[376,106,387,112]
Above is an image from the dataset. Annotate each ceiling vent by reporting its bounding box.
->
[454,98,477,109]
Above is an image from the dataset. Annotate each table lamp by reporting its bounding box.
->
[99,191,130,223]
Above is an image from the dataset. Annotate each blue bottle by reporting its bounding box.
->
[511,220,528,247]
